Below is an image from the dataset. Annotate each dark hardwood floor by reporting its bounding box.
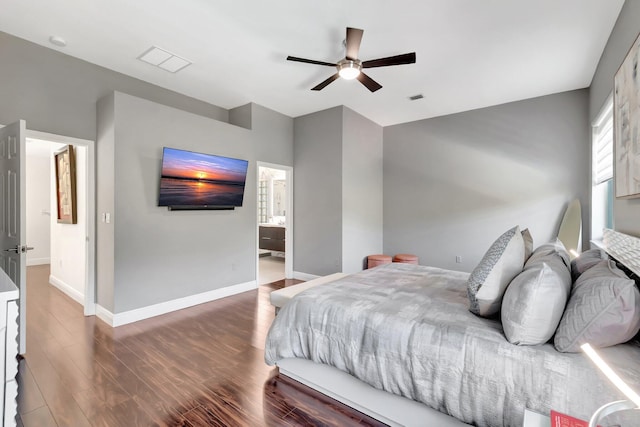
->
[17,265,387,426]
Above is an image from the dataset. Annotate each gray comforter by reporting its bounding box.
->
[265,263,640,427]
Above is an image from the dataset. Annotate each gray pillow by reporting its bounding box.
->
[522,228,533,262]
[525,238,570,269]
[570,248,607,281]
[554,260,640,353]
[501,255,571,345]
[468,226,525,317]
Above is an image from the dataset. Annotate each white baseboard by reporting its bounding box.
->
[27,257,50,266]
[83,303,96,317]
[49,275,84,305]
[293,271,320,281]
[96,280,258,327]
[95,304,114,326]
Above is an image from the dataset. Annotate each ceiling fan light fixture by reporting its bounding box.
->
[337,60,361,80]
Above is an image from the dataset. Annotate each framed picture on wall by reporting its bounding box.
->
[54,145,77,224]
[614,31,640,199]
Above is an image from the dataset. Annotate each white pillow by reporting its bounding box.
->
[468,226,525,317]
[501,255,571,345]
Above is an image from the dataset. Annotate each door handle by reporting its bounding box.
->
[3,246,34,253]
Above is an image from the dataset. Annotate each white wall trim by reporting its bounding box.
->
[293,271,320,281]
[96,280,258,327]
[27,258,50,266]
[95,304,114,326]
[49,274,84,305]
[26,129,92,147]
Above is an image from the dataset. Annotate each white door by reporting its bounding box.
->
[0,121,27,355]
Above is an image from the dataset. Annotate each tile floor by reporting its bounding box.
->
[259,255,285,285]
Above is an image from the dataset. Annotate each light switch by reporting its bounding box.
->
[105,213,111,223]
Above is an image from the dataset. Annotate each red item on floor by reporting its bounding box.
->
[550,410,593,427]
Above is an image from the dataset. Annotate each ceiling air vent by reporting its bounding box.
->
[409,94,424,101]
[138,46,191,73]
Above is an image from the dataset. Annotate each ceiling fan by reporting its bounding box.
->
[286,27,416,93]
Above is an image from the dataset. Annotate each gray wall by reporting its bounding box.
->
[229,103,252,130]
[102,93,292,313]
[342,108,383,273]
[590,0,640,236]
[383,90,590,272]
[0,31,228,141]
[293,107,343,276]
[96,94,115,311]
[251,103,294,166]
[293,106,383,276]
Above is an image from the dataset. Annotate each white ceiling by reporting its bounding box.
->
[0,0,625,126]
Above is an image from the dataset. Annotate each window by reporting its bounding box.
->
[591,96,614,241]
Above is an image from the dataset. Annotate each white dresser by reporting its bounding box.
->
[0,270,19,427]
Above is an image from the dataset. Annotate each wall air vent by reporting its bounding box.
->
[137,46,191,73]
[409,94,424,101]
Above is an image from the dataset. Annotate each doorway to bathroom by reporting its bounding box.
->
[256,163,293,285]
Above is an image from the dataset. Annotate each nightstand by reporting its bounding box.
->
[523,409,550,427]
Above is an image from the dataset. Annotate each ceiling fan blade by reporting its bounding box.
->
[362,52,416,68]
[287,56,336,67]
[311,73,340,91]
[345,27,364,60]
[356,72,382,92]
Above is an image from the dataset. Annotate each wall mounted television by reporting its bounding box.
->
[158,147,249,210]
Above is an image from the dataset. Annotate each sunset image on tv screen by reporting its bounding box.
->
[158,147,249,207]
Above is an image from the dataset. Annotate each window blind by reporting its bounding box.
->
[593,107,613,185]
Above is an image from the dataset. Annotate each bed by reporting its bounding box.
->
[264,231,640,426]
